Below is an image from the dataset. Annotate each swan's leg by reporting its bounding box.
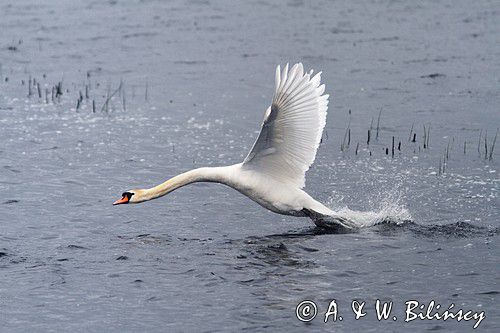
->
[301,208,358,231]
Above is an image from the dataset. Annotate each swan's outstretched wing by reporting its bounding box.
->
[242,63,329,188]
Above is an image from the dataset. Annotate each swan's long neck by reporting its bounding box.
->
[139,166,233,202]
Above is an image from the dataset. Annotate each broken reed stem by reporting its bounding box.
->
[426,124,430,148]
[391,136,395,158]
[28,75,32,97]
[122,87,126,112]
[376,108,382,140]
[408,122,414,142]
[341,113,351,152]
[101,81,122,113]
[488,128,498,160]
[484,130,488,160]
[55,81,63,103]
[104,85,110,112]
[423,125,427,149]
[341,128,348,151]
[355,142,359,155]
[366,114,373,145]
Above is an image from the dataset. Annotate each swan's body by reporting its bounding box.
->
[114,63,355,229]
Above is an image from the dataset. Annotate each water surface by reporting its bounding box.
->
[0,0,498,332]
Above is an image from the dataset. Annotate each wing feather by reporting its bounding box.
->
[242,63,329,188]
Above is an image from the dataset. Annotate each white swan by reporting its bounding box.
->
[114,63,355,229]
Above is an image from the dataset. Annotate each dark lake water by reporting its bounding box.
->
[0,0,498,332]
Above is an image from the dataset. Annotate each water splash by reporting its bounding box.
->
[328,190,412,228]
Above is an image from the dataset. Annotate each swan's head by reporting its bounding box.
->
[113,190,145,205]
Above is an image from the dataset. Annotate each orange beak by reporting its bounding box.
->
[113,195,129,205]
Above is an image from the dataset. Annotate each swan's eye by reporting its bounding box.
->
[122,192,134,199]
